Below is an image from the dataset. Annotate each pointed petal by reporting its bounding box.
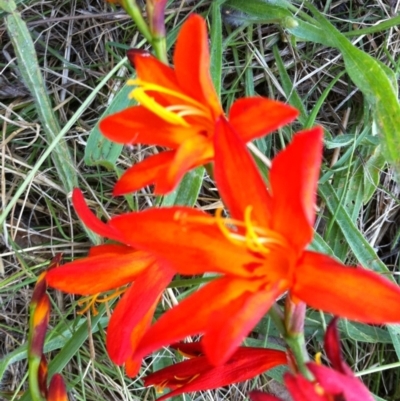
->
[270,128,323,250]
[294,251,400,323]
[134,277,274,365]
[47,374,68,401]
[108,207,260,277]
[107,262,174,366]
[284,373,326,401]
[100,105,195,148]
[157,135,213,194]
[72,189,122,241]
[128,49,180,94]
[46,248,155,294]
[214,117,272,226]
[308,364,375,401]
[146,347,287,401]
[202,282,284,365]
[324,318,352,375]
[230,98,299,142]
[113,151,175,195]
[174,15,222,116]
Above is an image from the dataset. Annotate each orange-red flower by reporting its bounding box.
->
[249,319,375,401]
[45,212,175,377]
[100,14,298,194]
[144,341,287,400]
[80,119,400,366]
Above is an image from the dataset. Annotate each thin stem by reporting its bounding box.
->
[152,35,168,64]
[285,332,313,379]
[123,0,152,43]
[267,304,286,337]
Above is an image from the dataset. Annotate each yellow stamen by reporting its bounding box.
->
[315,351,322,365]
[214,207,287,254]
[173,373,200,384]
[77,288,128,316]
[127,79,211,126]
[77,294,100,316]
[155,380,169,393]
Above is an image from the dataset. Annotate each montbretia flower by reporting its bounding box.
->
[45,197,175,377]
[100,14,298,194]
[89,119,400,366]
[144,341,287,400]
[249,318,375,401]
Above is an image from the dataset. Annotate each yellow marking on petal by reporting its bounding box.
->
[315,352,322,365]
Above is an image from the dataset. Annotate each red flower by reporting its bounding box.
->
[45,204,175,377]
[249,319,375,401]
[100,14,298,194]
[63,120,400,369]
[144,341,287,400]
[84,119,400,366]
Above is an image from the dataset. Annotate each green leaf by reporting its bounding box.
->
[210,1,223,97]
[319,181,390,275]
[84,80,134,169]
[161,167,204,207]
[308,4,400,179]
[6,11,77,192]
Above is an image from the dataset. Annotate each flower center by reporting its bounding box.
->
[128,79,211,127]
[214,207,288,255]
[174,207,288,256]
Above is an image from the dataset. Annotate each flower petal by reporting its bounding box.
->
[47,374,68,401]
[145,347,287,401]
[107,262,174,368]
[294,251,400,323]
[100,105,195,148]
[157,135,213,194]
[229,97,299,142]
[46,247,155,295]
[128,49,181,96]
[72,189,122,241]
[134,277,264,363]
[269,128,323,250]
[108,207,260,277]
[308,364,375,401]
[113,151,175,196]
[174,15,222,117]
[202,281,285,365]
[284,373,326,401]
[214,117,272,226]
[324,318,352,375]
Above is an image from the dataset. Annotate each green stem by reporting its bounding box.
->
[152,35,168,64]
[285,332,313,379]
[267,304,286,337]
[123,0,152,43]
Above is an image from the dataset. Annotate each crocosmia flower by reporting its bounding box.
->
[249,318,375,401]
[45,198,175,377]
[100,14,298,194]
[144,340,287,400]
[89,119,400,366]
